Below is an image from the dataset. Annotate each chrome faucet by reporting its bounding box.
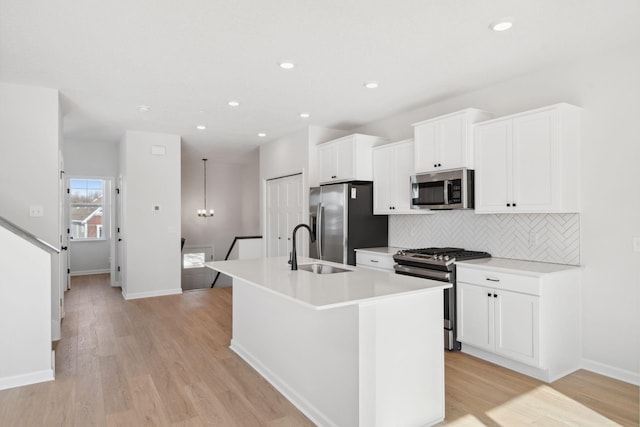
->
[289,223,315,270]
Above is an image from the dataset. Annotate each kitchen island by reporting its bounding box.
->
[206,256,450,427]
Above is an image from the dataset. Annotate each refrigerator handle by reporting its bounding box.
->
[317,204,323,259]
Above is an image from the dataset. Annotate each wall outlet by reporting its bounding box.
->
[529,232,539,247]
[29,205,44,217]
[633,237,640,253]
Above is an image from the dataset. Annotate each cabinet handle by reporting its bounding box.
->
[487,292,492,297]
[486,277,500,282]
[433,164,437,168]
[370,259,379,263]
[513,203,517,207]
[493,293,498,298]
[506,203,511,207]
[331,175,337,179]
[438,163,442,167]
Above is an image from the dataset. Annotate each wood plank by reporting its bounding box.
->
[0,274,636,426]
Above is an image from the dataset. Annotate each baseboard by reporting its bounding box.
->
[462,345,556,382]
[230,340,338,427]
[581,358,640,386]
[121,288,182,300]
[70,269,110,276]
[0,368,54,391]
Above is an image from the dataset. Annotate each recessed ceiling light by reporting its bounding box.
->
[364,81,379,89]
[196,125,207,130]
[279,61,295,70]
[139,105,150,112]
[228,100,240,107]
[490,20,513,32]
[299,112,311,118]
[258,132,267,137]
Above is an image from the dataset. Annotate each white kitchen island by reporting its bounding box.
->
[205,256,450,427]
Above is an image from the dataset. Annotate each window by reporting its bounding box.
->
[70,178,105,240]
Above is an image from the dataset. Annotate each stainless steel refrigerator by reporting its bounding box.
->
[309,182,388,265]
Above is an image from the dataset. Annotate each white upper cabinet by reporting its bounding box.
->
[317,134,386,184]
[474,103,581,214]
[412,109,493,173]
[373,139,423,214]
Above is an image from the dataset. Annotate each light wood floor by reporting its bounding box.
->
[0,274,637,426]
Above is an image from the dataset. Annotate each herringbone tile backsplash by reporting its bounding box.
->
[389,211,580,265]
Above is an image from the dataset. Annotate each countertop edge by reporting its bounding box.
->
[206,257,450,310]
[456,257,582,276]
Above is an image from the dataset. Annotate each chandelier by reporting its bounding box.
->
[197,158,214,217]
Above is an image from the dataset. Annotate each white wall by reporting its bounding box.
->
[0,82,62,340]
[259,125,347,237]
[0,226,53,390]
[181,151,260,261]
[353,40,640,383]
[64,139,119,274]
[119,131,182,299]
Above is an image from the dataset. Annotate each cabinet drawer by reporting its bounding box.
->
[356,252,395,271]
[457,266,541,296]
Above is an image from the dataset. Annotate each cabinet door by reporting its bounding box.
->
[373,146,393,214]
[512,110,558,212]
[474,120,513,213]
[456,282,494,351]
[318,143,337,183]
[414,122,437,173]
[439,113,467,170]
[335,138,355,180]
[494,289,539,366]
[392,141,415,212]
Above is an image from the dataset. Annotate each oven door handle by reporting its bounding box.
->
[394,264,452,282]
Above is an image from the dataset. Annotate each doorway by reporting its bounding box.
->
[66,176,116,281]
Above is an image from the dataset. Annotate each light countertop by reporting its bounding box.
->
[354,246,404,255]
[456,257,581,277]
[205,256,450,310]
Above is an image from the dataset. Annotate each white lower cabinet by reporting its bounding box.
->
[457,282,539,366]
[456,260,580,382]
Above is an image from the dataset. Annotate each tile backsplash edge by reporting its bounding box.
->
[388,211,580,266]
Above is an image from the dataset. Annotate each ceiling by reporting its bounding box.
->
[2,0,640,164]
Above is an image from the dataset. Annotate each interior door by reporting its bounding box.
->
[266,179,280,257]
[59,152,69,325]
[116,175,124,286]
[265,174,303,257]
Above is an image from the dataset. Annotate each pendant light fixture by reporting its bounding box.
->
[197,158,214,217]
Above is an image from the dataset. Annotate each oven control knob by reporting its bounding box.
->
[444,255,450,261]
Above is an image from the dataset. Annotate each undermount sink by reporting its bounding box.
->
[297,263,352,274]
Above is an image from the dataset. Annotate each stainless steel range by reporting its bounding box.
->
[393,247,491,351]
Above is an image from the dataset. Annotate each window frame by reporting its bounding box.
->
[68,176,111,243]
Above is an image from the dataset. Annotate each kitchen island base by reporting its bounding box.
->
[231,277,445,427]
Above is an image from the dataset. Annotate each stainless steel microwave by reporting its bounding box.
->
[410,168,474,210]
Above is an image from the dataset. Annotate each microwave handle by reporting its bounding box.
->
[444,180,452,205]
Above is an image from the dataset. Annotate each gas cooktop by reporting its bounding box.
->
[394,247,491,268]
